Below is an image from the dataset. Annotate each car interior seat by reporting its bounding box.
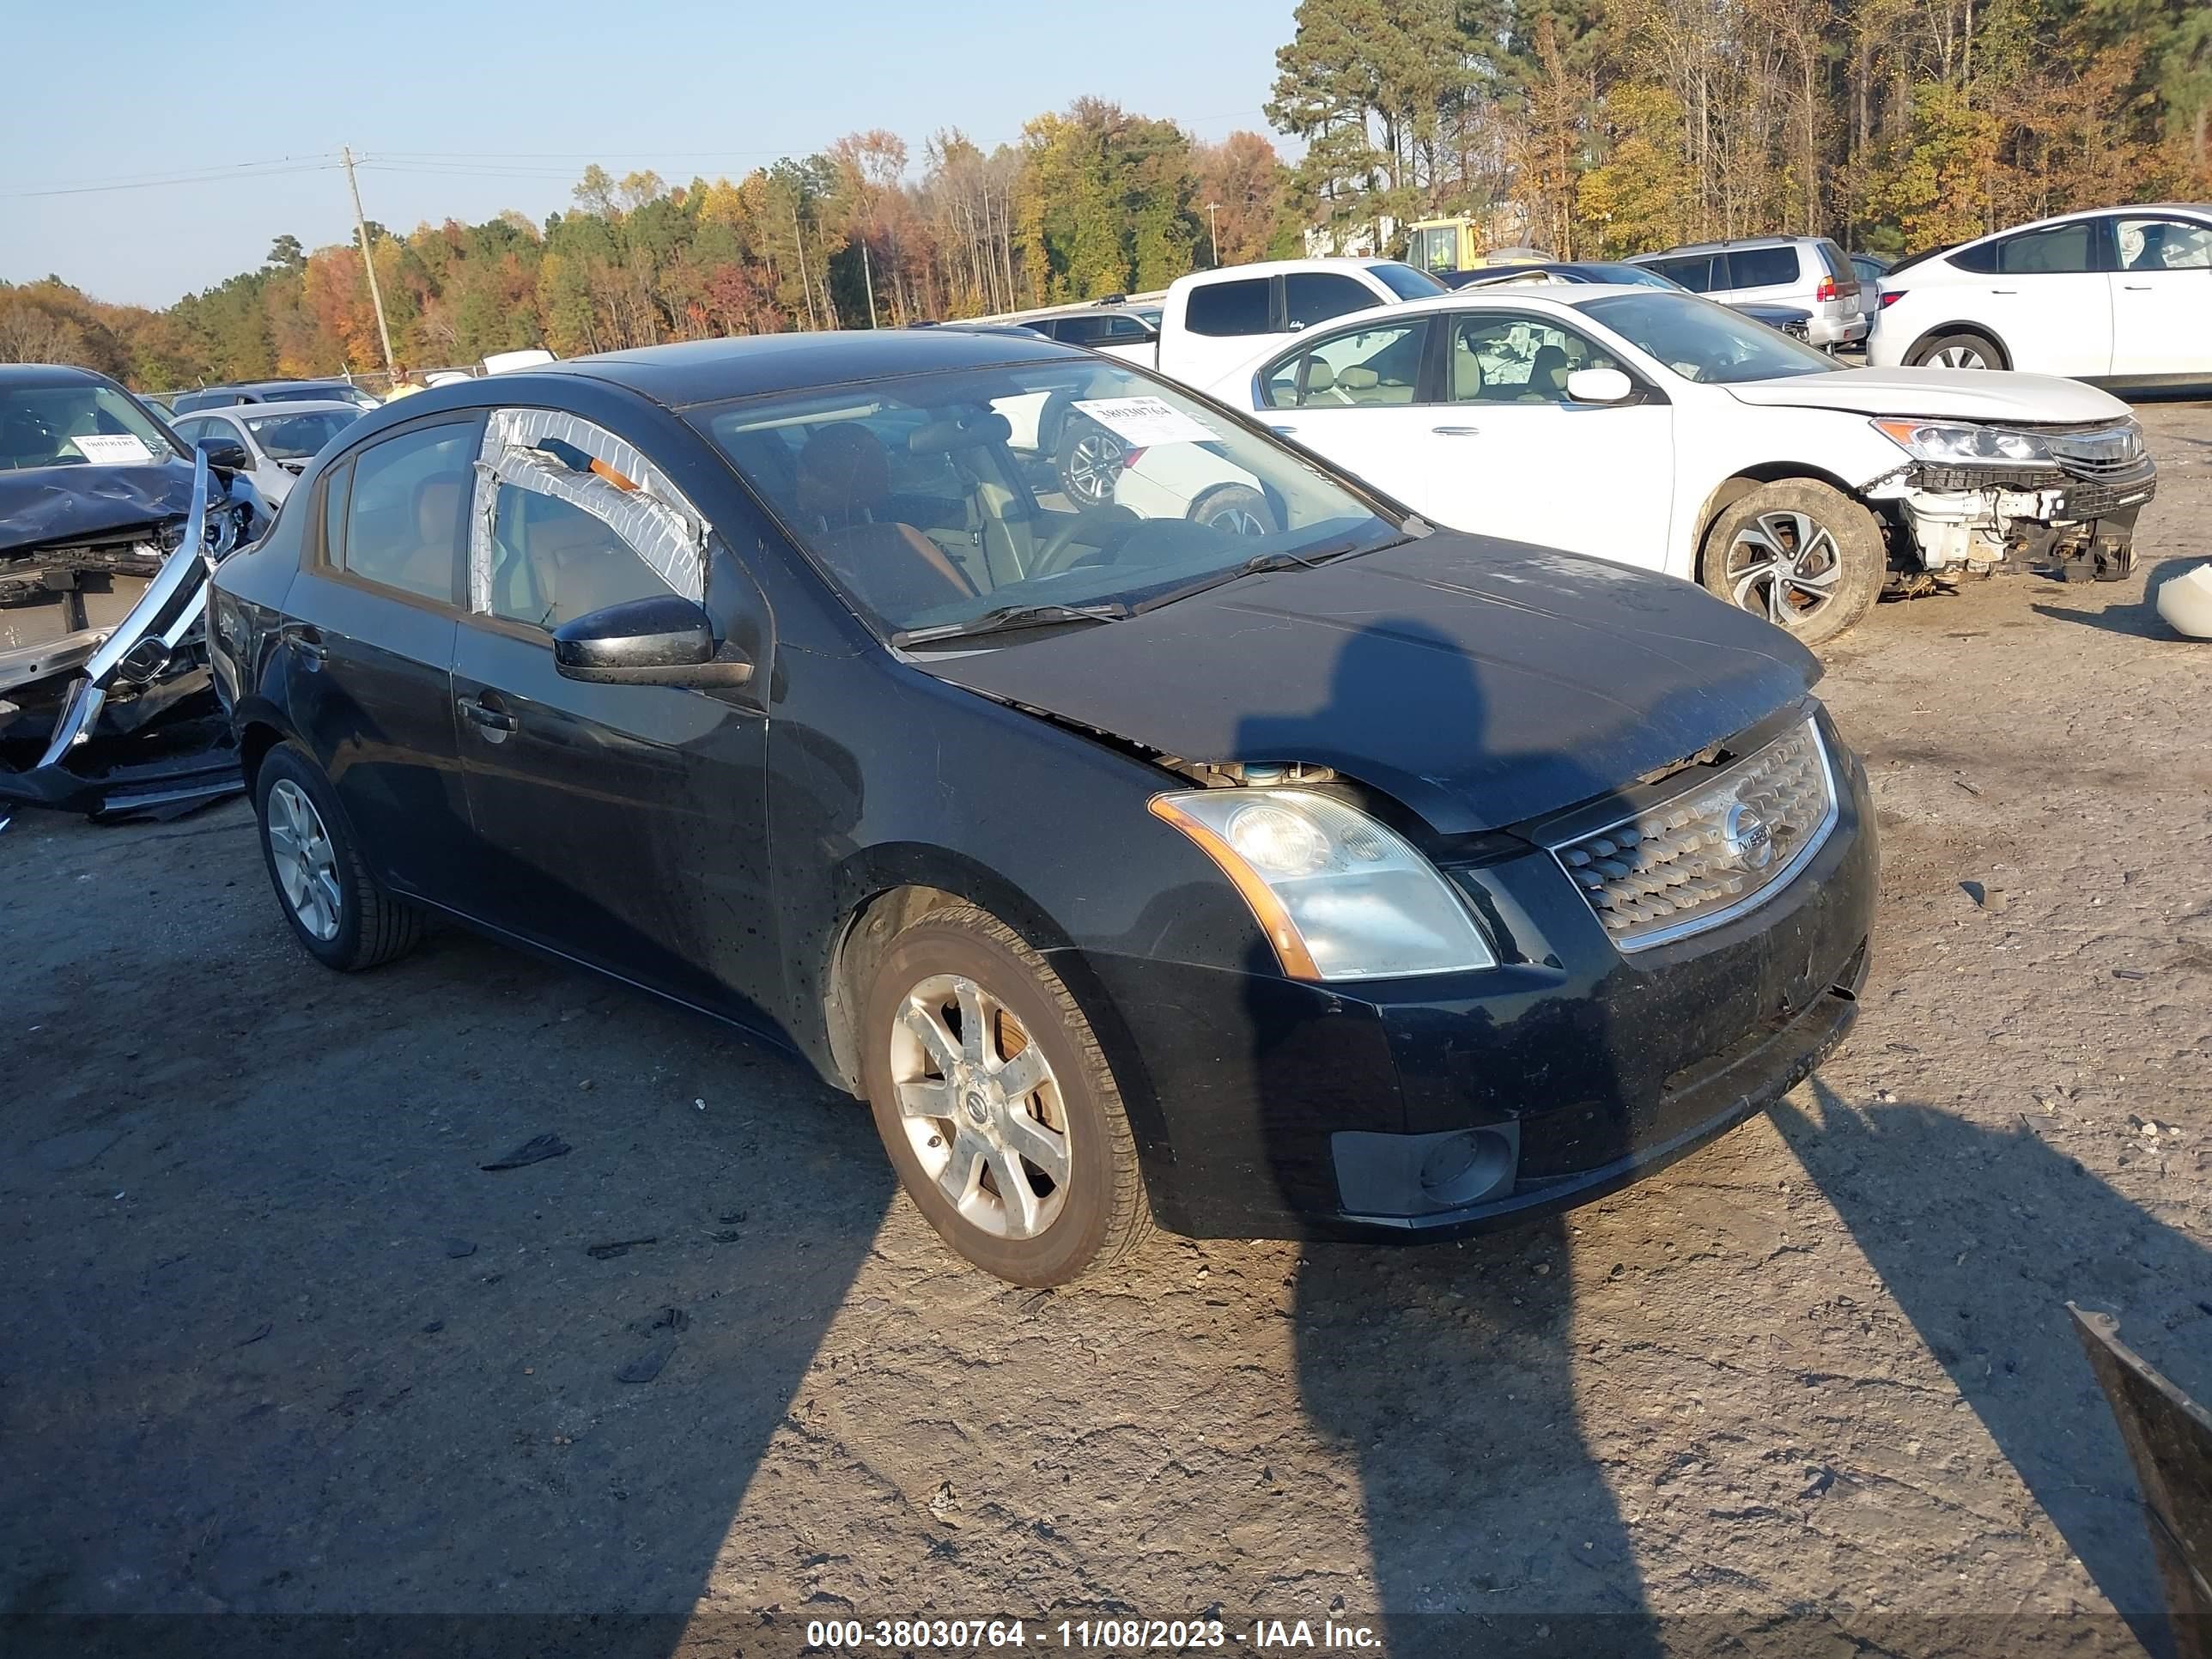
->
[794,423,976,616]
[1525,344,1571,401]
[402,476,467,599]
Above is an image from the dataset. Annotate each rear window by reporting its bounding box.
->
[1648,254,1716,291]
[1285,272,1382,327]
[1992,222,2098,275]
[1816,240,1854,281]
[1184,277,1272,337]
[1726,246,1799,289]
[1368,262,1448,300]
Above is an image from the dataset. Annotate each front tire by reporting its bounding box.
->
[254,743,422,971]
[1908,330,2003,371]
[860,902,1151,1285]
[1702,480,1884,647]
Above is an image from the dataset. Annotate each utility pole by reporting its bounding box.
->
[1206,202,1221,267]
[341,146,398,383]
[791,203,818,330]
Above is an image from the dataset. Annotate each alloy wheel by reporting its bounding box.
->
[266,778,343,942]
[1725,511,1844,629]
[1201,502,1271,538]
[1933,343,1990,369]
[1062,430,1125,507]
[888,973,1072,1240]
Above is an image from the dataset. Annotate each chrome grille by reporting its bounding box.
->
[1552,720,1838,951]
[2049,423,2147,477]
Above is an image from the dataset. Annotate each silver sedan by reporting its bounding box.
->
[167,400,368,507]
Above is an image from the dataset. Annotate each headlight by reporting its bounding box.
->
[1150,787,1497,981]
[1872,417,2055,466]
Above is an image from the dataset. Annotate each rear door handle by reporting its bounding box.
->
[1431,425,1481,436]
[459,696,518,740]
[1268,424,1297,436]
[2122,283,2152,291]
[1990,289,2017,295]
[280,623,326,665]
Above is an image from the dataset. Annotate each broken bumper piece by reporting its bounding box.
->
[0,453,250,821]
[1873,459,2157,585]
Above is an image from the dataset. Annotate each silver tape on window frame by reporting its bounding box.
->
[469,409,707,610]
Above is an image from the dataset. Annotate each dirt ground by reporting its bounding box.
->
[3,404,2209,1659]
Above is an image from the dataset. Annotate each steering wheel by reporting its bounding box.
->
[1030,504,1139,579]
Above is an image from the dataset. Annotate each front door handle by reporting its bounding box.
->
[1990,289,2017,295]
[1269,423,1298,436]
[2121,283,2152,291]
[1431,424,1481,436]
[459,696,518,741]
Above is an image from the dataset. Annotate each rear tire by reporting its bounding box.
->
[860,902,1151,1285]
[1702,479,1884,648]
[253,743,422,971]
[1907,330,2004,371]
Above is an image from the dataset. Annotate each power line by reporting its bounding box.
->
[2,160,343,200]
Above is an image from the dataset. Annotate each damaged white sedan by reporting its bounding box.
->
[1210,287,2154,645]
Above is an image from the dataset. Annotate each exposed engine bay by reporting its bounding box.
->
[1864,420,2156,587]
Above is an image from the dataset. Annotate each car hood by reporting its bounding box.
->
[1723,367,2130,423]
[0,460,197,556]
[919,532,1821,836]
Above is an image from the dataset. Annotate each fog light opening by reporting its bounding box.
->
[1419,1128,1516,1209]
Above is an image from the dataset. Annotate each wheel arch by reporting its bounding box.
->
[1693,464,1872,581]
[816,843,1174,1215]
[817,844,1085,1098]
[1906,323,2011,370]
[234,705,293,798]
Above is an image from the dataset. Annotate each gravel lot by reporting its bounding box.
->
[4,404,2209,1657]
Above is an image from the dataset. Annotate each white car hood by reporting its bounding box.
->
[1723,367,2130,424]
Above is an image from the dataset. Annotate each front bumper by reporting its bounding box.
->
[1065,712,1879,1241]
[1876,459,2157,581]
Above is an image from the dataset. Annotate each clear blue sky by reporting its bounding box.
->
[2,0,1298,308]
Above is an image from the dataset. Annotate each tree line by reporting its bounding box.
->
[0,111,1295,392]
[3,0,2203,390]
[1272,0,2209,259]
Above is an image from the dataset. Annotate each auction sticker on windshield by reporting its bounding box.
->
[67,434,157,465]
[1073,396,1218,447]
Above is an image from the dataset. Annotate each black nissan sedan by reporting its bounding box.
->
[207,329,1875,1285]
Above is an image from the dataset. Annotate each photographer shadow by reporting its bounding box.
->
[1237,616,1665,1656]
[1772,1078,2212,1657]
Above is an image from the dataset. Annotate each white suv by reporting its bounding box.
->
[1866,205,2212,392]
[1628,237,1867,349]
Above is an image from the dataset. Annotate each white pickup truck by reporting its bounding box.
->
[1003,258,1446,502]
[1149,258,1447,387]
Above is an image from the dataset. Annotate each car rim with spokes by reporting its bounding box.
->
[1202,501,1270,537]
[889,972,1072,1240]
[1933,343,1989,369]
[267,778,343,942]
[1725,511,1843,629]
[1062,430,1124,507]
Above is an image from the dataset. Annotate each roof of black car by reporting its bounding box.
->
[545,327,1084,409]
[0,362,117,389]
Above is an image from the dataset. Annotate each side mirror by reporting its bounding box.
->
[551,594,753,688]
[196,435,252,471]
[1565,367,1635,405]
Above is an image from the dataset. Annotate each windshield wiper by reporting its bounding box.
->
[1133,538,1407,616]
[891,601,1128,647]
